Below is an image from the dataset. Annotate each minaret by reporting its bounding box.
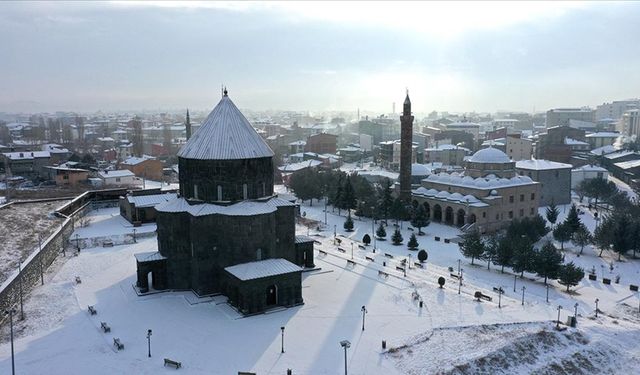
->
[399,90,414,201]
[185,109,192,140]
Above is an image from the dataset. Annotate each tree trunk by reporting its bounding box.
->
[599,248,604,257]
[544,275,547,285]
[619,252,622,261]
[501,265,505,273]
[487,261,491,270]
[566,284,570,292]
[521,270,524,277]
[471,256,475,265]
[310,198,313,206]
[580,245,584,255]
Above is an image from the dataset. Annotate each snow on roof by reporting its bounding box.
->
[564,137,589,146]
[425,172,536,190]
[289,140,306,146]
[2,151,50,160]
[278,160,322,173]
[224,258,302,281]
[98,170,135,178]
[178,94,274,160]
[41,144,70,153]
[411,163,432,176]
[412,187,488,207]
[516,159,572,170]
[481,139,506,147]
[447,122,480,128]
[121,155,156,166]
[295,235,315,244]
[614,160,640,170]
[127,193,178,208]
[468,147,511,164]
[357,170,399,180]
[585,132,621,138]
[604,150,638,160]
[425,144,470,152]
[156,196,295,217]
[134,251,167,263]
[590,145,619,156]
[572,165,608,172]
[97,137,115,142]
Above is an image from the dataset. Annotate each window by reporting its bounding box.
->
[519,209,524,217]
[194,184,199,200]
[243,184,248,200]
[482,212,486,218]
[496,213,499,220]
[531,193,535,200]
[597,172,603,178]
[520,194,524,202]
[508,211,513,219]
[530,207,535,215]
[509,195,514,203]
[256,248,262,261]
[555,170,559,178]
[116,177,121,182]
[63,174,69,180]
[217,185,222,201]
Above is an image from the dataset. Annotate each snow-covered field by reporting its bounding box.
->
[1,187,639,374]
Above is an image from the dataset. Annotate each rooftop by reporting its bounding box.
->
[127,193,178,208]
[516,159,573,170]
[98,170,135,178]
[468,147,511,164]
[224,258,302,281]
[585,132,621,138]
[614,160,640,170]
[177,93,274,160]
[156,196,295,217]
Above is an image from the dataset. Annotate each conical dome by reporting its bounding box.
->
[178,94,274,160]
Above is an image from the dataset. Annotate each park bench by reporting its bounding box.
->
[337,247,346,253]
[314,240,322,245]
[444,238,450,244]
[102,239,114,247]
[450,273,461,280]
[318,250,327,255]
[88,305,97,315]
[434,236,440,241]
[164,358,182,369]
[75,276,82,284]
[492,287,504,294]
[396,266,405,272]
[113,338,124,350]
[365,256,374,262]
[378,270,389,279]
[346,260,356,267]
[603,278,611,285]
[630,285,639,292]
[407,227,414,231]
[358,244,366,250]
[100,322,111,333]
[384,253,394,258]
[474,291,492,302]
[413,262,423,268]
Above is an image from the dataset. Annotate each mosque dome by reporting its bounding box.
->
[468,147,511,164]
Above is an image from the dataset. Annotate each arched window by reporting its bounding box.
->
[256,248,262,261]
[243,184,248,199]
[194,184,199,200]
[217,185,222,201]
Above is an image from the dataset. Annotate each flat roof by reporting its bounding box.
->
[516,159,573,170]
[224,258,302,281]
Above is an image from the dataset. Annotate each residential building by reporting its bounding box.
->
[516,159,572,205]
[44,166,89,187]
[546,108,595,127]
[119,190,178,223]
[1,151,51,179]
[120,155,164,181]
[596,99,640,120]
[571,165,609,189]
[620,109,640,137]
[424,144,469,166]
[445,121,480,140]
[305,133,337,155]
[535,126,586,163]
[585,132,621,149]
[98,169,136,186]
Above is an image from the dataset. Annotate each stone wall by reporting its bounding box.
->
[223,272,303,315]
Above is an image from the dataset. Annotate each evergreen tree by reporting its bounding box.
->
[553,222,571,250]
[343,213,354,232]
[494,235,514,273]
[546,201,559,226]
[333,174,343,215]
[392,228,403,245]
[458,230,484,265]
[573,224,593,255]
[593,216,614,257]
[612,213,632,261]
[376,222,386,240]
[362,234,371,246]
[379,178,394,222]
[482,233,500,270]
[407,233,419,250]
[341,177,356,212]
[390,197,410,224]
[558,262,585,292]
[417,249,428,262]
[410,204,430,235]
[564,204,582,235]
[534,242,563,284]
[511,237,535,277]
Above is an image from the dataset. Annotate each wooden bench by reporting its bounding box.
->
[113,338,124,350]
[407,227,414,231]
[314,240,322,245]
[492,287,504,294]
[444,238,450,244]
[75,276,82,284]
[347,260,356,267]
[384,253,394,258]
[450,273,461,280]
[474,291,492,302]
[413,262,423,268]
[318,250,327,255]
[378,270,389,279]
[337,247,346,253]
[88,305,97,315]
[603,278,611,285]
[164,358,182,369]
[396,266,405,272]
[358,245,366,250]
[434,236,440,241]
[365,256,375,262]
[100,322,111,333]
[630,284,639,292]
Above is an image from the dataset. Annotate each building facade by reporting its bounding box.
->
[135,91,313,315]
[515,159,572,206]
[546,108,595,127]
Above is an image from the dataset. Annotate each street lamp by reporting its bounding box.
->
[334,225,337,244]
[521,286,526,306]
[574,302,579,320]
[556,305,563,329]
[4,308,16,375]
[340,340,351,375]
[361,305,367,331]
[75,233,80,252]
[546,284,550,303]
[458,269,463,295]
[133,228,137,243]
[351,242,354,260]
[513,274,517,293]
[457,259,461,275]
[497,287,504,308]
[595,298,600,318]
[281,326,285,353]
[18,263,24,320]
[147,329,152,357]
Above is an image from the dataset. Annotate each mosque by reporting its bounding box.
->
[134,90,314,315]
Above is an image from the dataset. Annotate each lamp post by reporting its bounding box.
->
[574,302,579,320]
[595,298,600,318]
[497,287,504,308]
[147,329,152,357]
[457,259,461,275]
[18,263,24,320]
[281,326,285,353]
[556,305,563,329]
[458,269,463,295]
[351,242,354,260]
[133,228,137,243]
[4,308,16,375]
[340,340,351,375]
[521,286,526,306]
[546,284,550,303]
[513,274,517,293]
[361,305,367,331]
[324,199,328,225]
[75,233,80,252]
[334,225,337,244]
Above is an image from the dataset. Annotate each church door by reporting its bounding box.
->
[266,285,277,306]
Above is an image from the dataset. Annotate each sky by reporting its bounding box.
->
[1,1,640,114]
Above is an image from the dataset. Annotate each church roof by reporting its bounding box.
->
[224,258,303,281]
[468,147,511,164]
[177,93,274,160]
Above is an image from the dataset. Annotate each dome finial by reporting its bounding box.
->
[223,86,228,97]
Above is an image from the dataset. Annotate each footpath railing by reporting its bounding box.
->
[0,188,128,325]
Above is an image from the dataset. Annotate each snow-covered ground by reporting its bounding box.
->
[1,188,639,374]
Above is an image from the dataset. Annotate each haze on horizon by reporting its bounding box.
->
[1,1,639,114]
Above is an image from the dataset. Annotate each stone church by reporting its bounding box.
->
[134,90,314,315]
